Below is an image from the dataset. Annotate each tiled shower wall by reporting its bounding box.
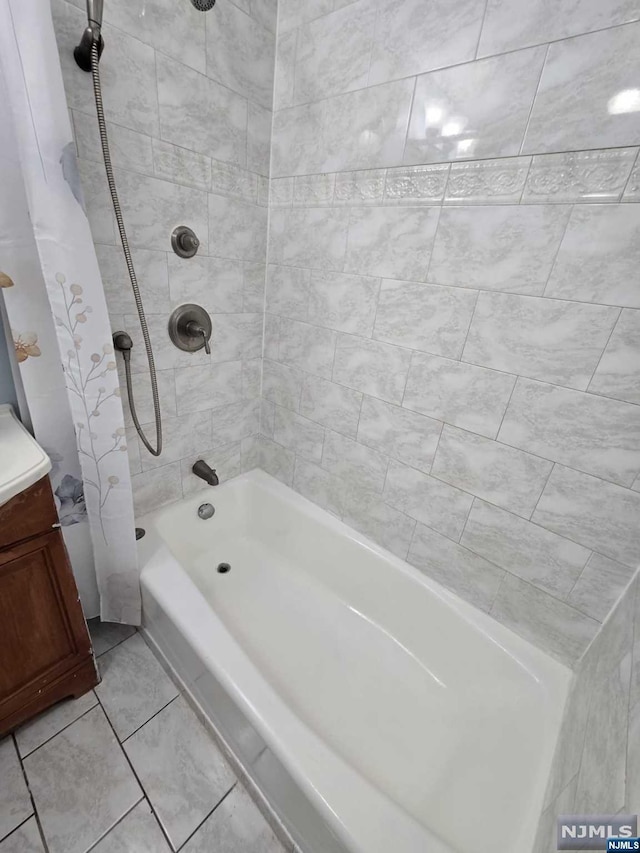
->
[259,0,640,667]
[533,567,640,851]
[50,0,275,514]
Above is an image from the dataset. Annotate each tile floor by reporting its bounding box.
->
[0,621,288,853]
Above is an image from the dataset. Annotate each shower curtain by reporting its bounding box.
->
[0,0,140,624]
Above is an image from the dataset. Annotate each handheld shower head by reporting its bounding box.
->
[74,0,104,72]
[86,0,104,35]
[191,0,216,9]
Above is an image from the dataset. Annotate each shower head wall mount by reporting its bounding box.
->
[74,0,104,71]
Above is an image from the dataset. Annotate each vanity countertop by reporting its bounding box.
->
[0,404,51,508]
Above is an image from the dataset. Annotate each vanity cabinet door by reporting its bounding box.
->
[0,529,97,735]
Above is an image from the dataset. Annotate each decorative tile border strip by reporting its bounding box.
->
[269,146,640,208]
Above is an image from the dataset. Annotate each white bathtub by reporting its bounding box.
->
[138,469,569,853]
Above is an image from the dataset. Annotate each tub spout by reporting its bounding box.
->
[192,460,219,486]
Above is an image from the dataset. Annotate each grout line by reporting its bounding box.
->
[518,44,550,156]
[399,75,418,165]
[13,735,52,853]
[92,693,175,853]
[542,203,575,297]
[17,698,99,761]
[473,0,491,59]
[120,693,181,745]
[176,782,238,852]
[84,797,145,853]
[584,307,623,393]
[271,18,640,115]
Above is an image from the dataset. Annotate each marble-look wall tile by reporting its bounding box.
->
[274,29,297,110]
[139,412,212,471]
[266,265,310,320]
[384,165,449,205]
[210,161,259,204]
[0,816,45,852]
[247,103,272,176]
[404,47,547,165]
[369,0,486,85]
[157,54,247,167]
[261,359,304,409]
[265,313,281,361]
[293,457,344,517]
[490,574,599,666]
[567,553,636,623]
[429,205,571,294]
[342,485,416,559]
[293,175,336,207]
[120,370,177,427]
[102,0,206,74]
[273,406,325,462]
[272,79,414,176]
[270,101,325,177]
[278,319,336,378]
[208,399,260,450]
[356,395,442,473]
[478,0,640,56]
[293,0,376,105]
[168,255,244,314]
[374,280,477,359]
[269,208,349,271]
[307,271,379,336]
[332,334,412,405]
[574,653,631,814]
[588,309,640,404]
[318,78,415,173]
[498,378,640,487]
[384,459,473,540]
[431,425,553,518]
[73,111,154,176]
[344,206,440,280]
[546,204,640,308]
[269,177,295,207]
[152,140,212,191]
[403,353,516,439]
[461,500,590,599]
[532,465,640,568]
[523,24,640,154]
[444,157,530,205]
[522,149,638,204]
[174,362,244,416]
[242,263,266,312]
[113,170,208,253]
[76,159,117,245]
[51,2,159,137]
[208,195,267,263]
[210,313,262,364]
[334,170,386,205]
[96,246,170,315]
[278,0,333,34]
[624,156,640,201]
[463,292,620,390]
[248,436,296,485]
[321,429,388,492]
[205,0,274,109]
[408,522,504,612]
[299,374,363,437]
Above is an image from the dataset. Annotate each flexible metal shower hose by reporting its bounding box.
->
[90,41,162,456]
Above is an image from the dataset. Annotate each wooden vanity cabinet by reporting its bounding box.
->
[0,476,98,736]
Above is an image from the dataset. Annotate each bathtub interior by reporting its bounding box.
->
[142,470,570,853]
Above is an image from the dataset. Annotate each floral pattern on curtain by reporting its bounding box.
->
[0,0,139,624]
